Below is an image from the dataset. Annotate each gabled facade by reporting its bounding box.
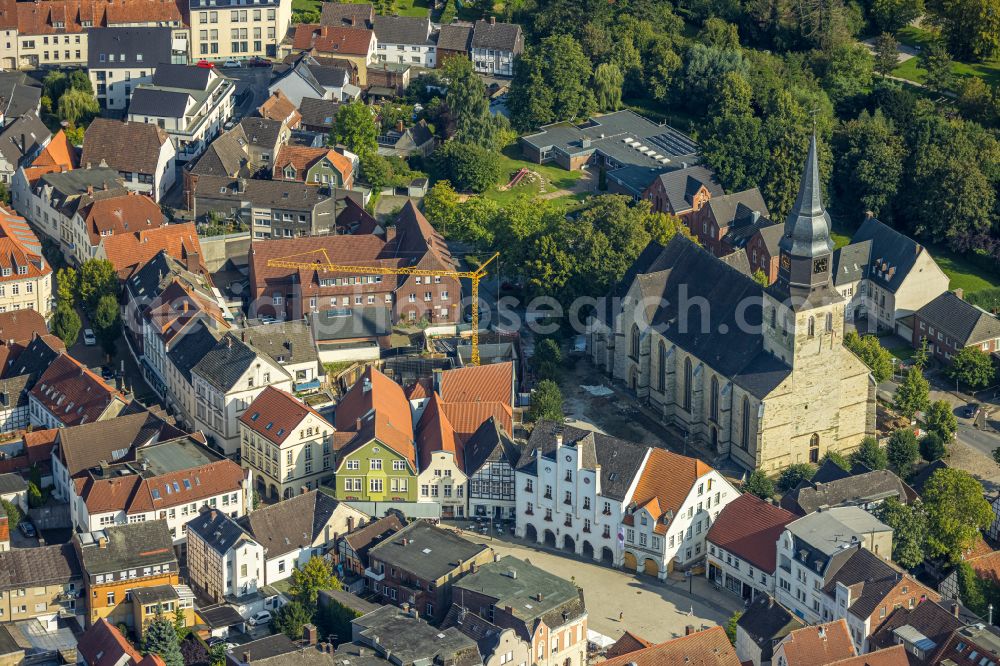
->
[372,16,436,68]
[68,191,165,265]
[87,27,182,110]
[80,119,176,202]
[0,206,52,315]
[185,508,266,603]
[463,416,519,520]
[0,543,83,623]
[29,353,128,429]
[414,393,467,518]
[469,18,522,77]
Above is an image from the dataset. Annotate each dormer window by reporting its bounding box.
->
[1,268,10,277]
[18,265,26,275]
[284,166,295,178]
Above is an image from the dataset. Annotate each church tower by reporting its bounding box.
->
[763,133,844,368]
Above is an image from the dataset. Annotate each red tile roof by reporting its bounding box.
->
[77,619,166,666]
[145,280,228,346]
[292,24,375,55]
[605,631,654,659]
[334,366,414,467]
[0,310,47,344]
[239,386,330,445]
[416,392,462,470]
[826,645,908,666]
[23,428,58,466]
[404,377,432,401]
[439,362,513,406]
[273,145,352,185]
[101,222,205,279]
[79,192,164,248]
[600,627,740,666]
[0,207,49,283]
[75,458,246,515]
[23,129,75,185]
[630,448,715,532]
[778,621,855,666]
[15,0,183,35]
[258,90,302,128]
[440,400,512,442]
[706,494,797,574]
[30,353,126,427]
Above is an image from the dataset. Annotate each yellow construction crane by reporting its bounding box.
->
[267,249,500,366]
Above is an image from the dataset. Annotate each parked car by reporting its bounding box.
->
[247,611,271,626]
[83,329,96,346]
[18,520,35,538]
[222,59,242,68]
[965,403,981,419]
[196,60,215,68]
[101,366,115,381]
[247,57,270,67]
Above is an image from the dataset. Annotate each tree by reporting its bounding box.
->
[682,44,747,114]
[77,259,118,311]
[532,338,563,382]
[743,470,775,499]
[334,101,377,156]
[507,35,595,131]
[57,88,98,127]
[821,450,852,471]
[913,336,930,369]
[443,56,497,149]
[173,608,189,642]
[949,346,996,388]
[273,601,313,640]
[68,69,93,95]
[179,636,210,666]
[922,467,993,563]
[423,181,460,235]
[27,481,42,509]
[874,498,928,568]
[820,43,874,109]
[833,110,905,219]
[886,428,919,476]
[777,463,815,492]
[956,77,997,124]
[56,267,77,305]
[1,498,22,528]
[430,142,502,193]
[921,43,954,93]
[925,399,958,441]
[93,293,120,356]
[725,611,742,644]
[290,556,338,606]
[593,63,624,112]
[850,436,888,470]
[42,70,68,105]
[956,561,989,616]
[751,268,769,287]
[894,367,930,419]
[529,380,564,423]
[921,432,948,460]
[870,0,923,32]
[360,152,393,191]
[51,305,82,347]
[700,17,741,49]
[843,331,895,383]
[144,612,183,666]
[925,0,1000,61]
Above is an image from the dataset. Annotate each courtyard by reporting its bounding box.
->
[451,526,743,644]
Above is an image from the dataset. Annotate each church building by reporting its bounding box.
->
[589,136,876,472]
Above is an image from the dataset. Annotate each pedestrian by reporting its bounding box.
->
[618,611,623,622]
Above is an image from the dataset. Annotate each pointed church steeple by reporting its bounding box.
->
[773,132,834,299]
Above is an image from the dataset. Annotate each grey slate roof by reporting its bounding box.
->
[191,334,268,393]
[311,307,391,342]
[35,167,123,201]
[780,469,912,515]
[242,320,318,366]
[0,112,50,168]
[298,97,341,129]
[785,507,890,578]
[0,543,81,591]
[55,409,186,476]
[779,133,832,260]
[868,600,963,659]
[239,490,343,558]
[832,239,872,287]
[373,16,433,46]
[735,595,803,656]
[821,547,911,618]
[239,117,284,149]
[352,605,482,666]
[186,508,253,556]
[193,175,337,213]
[128,88,190,118]
[76,520,176,575]
[0,472,26,495]
[518,420,646,501]
[470,19,522,51]
[849,216,925,294]
[188,126,250,178]
[87,27,172,69]
[720,249,751,276]
[654,165,723,214]
[229,634,298,661]
[462,416,519,477]
[198,603,246,629]
[367,520,489,582]
[152,64,212,90]
[707,188,770,228]
[319,2,373,28]
[437,24,472,52]
[915,291,1000,347]
[0,72,42,120]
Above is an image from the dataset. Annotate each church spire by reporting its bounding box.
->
[774,132,834,295]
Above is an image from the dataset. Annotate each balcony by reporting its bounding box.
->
[364,566,385,582]
[543,492,552,500]
[543,515,553,522]
[582,526,591,533]
[525,508,533,516]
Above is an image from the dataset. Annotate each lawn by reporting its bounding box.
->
[879,334,916,363]
[893,25,1000,87]
[294,0,432,19]
[479,145,585,205]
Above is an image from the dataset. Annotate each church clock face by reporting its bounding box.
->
[780,253,791,271]
[813,257,829,274]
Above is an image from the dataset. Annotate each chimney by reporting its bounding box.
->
[355,417,362,430]
[751,210,761,224]
[87,185,94,195]
[489,15,495,23]
[952,602,960,618]
[555,430,563,447]
[865,210,875,220]
[955,288,964,300]
[396,119,405,133]
[385,226,396,242]
[186,251,201,274]
[685,625,694,636]
[97,534,109,548]
[303,623,318,645]
[243,652,251,664]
